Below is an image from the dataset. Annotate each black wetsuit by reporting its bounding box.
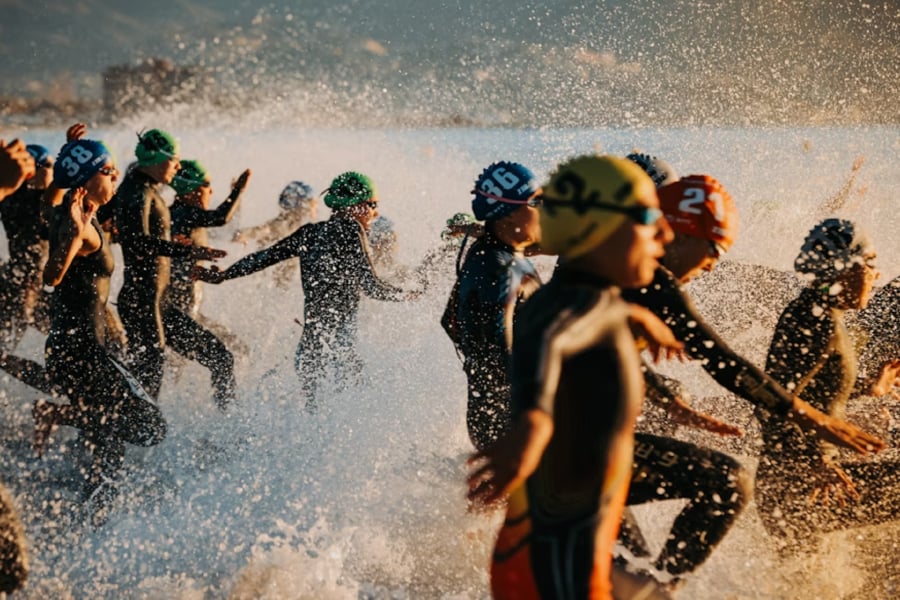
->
[492,268,643,599]
[449,232,541,450]
[856,276,900,388]
[757,286,900,552]
[0,186,50,348]
[164,193,244,409]
[619,266,795,576]
[44,212,166,508]
[219,215,408,408]
[114,170,198,400]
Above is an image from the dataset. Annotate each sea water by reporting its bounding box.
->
[1,124,899,599]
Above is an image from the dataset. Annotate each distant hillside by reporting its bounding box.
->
[1,0,898,126]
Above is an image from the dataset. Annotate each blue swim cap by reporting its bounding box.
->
[471,161,538,221]
[26,144,51,168]
[279,181,315,211]
[53,140,113,189]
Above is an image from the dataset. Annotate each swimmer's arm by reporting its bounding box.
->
[212,232,301,282]
[357,229,410,300]
[0,139,34,202]
[208,169,251,226]
[43,191,101,286]
[644,366,743,436]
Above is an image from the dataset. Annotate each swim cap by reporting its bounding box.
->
[53,139,113,189]
[539,155,658,259]
[135,129,179,167]
[794,218,873,281]
[442,212,477,241]
[471,161,539,221]
[658,174,738,254]
[278,181,315,211]
[171,159,208,195]
[369,215,396,248]
[324,172,375,209]
[626,152,679,188]
[26,144,51,168]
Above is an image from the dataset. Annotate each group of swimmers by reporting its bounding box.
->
[0,127,897,598]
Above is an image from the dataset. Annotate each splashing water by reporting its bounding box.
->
[1,124,899,599]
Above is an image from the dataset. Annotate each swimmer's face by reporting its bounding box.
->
[578,185,673,288]
[181,181,212,210]
[84,162,119,205]
[28,158,54,190]
[837,253,879,309]
[663,233,720,283]
[503,204,542,247]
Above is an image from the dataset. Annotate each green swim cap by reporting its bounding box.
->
[171,159,208,195]
[324,171,375,209]
[446,212,475,228]
[135,128,179,166]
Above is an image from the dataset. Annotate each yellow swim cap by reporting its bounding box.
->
[539,155,657,259]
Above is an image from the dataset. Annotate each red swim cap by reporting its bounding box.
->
[658,174,738,252]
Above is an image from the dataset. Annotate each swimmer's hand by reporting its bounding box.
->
[808,459,860,508]
[66,122,87,142]
[789,397,886,455]
[230,169,252,199]
[191,245,227,261]
[467,409,553,508]
[665,396,744,437]
[627,304,686,363]
[192,265,227,284]
[0,138,36,200]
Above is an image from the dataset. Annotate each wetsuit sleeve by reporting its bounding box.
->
[221,228,303,280]
[354,227,407,301]
[202,185,245,227]
[627,269,793,415]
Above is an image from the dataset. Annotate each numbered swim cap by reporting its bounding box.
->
[472,161,539,221]
[53,139,113,189]
[26,144,51,168]
[658,175,738,254]
[626,152,679,188]
[278,181,315,211]
[795,218,873,281]
[135,129,179,167]
[324,172,375,209]
[171,160,208,195]
[539,155,658,259]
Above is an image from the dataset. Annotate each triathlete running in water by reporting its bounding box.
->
[756,218,896,555]
[34,139,167,526]
[194,171,420,411]
[0,143,53,349]
[442,161,542,451]
[113,129,225,400]
[163,160,251,408]
[468,155,677,600]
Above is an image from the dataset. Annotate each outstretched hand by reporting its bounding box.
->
[66,122,88,142]
[192,245,227,261]
[192,265,227,284]
[231,169,252,196]
[808,460,860,508]
[0,139,36,201]
[467,409,553,508]
[627,304,686,363]
[789,397,885,455]
[665,396,744,437]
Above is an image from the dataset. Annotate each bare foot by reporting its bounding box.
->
[32,399,57,458]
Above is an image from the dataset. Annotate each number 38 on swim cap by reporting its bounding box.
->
[539,155,658,259]
[53,139,113,189]
[657,174,739,254]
